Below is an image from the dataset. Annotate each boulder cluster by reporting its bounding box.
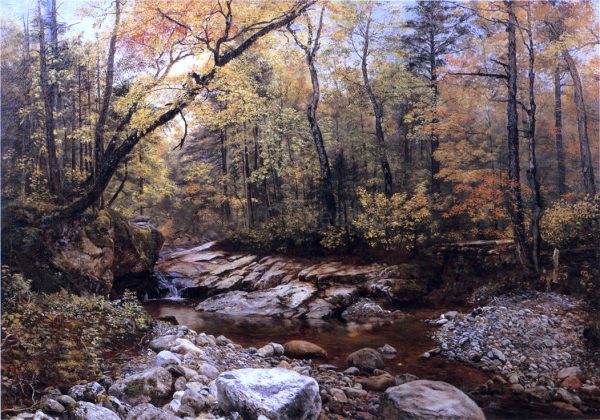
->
[12,322,485,420]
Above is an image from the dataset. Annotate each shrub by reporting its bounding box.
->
[352,183,432,251]
[540,195,600,249]
[1,267,151,407]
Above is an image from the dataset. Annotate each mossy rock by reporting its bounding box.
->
[2,209,164,295]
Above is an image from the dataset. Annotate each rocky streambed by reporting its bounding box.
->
[12,322,488,420]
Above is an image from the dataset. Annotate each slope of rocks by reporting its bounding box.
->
[155,243,434,319]
[431,291,600,417]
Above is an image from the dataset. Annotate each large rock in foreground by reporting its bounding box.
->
[379,380,485,420]
[216,368,321,420]
[2,209,163,294]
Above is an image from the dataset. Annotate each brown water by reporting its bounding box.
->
[144,300,589,419]
[144,301,490,389]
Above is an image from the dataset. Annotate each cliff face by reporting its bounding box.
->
[2,209,163,295]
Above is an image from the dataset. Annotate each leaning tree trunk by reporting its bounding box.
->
[562,50,596,196]
[553,67,566,197]
[361,15,393,197]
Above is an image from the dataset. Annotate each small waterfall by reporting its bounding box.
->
[144,271,196,301]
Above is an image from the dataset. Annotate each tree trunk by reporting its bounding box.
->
[524,7,542,275]
[242,127,254,229]
[361,12,392,196]
[505,1,529,270]
[562,50,596,195]
[94,0,120,182]
[38,1,63,200]
[553,66,566,196]
[220,129,231,221]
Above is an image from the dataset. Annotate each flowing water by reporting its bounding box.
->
[142,273,578,419]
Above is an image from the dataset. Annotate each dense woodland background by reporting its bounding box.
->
[1,0,600,410]
[1,0,599,271]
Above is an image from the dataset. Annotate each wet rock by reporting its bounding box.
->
[299,263,375,285]
[342,299,392,322]
[306,299,335,319]
[377,344,397,355]
[69,401,120,420]
[108,367,173,405]
[284,340,328,359]
[155,350,181,367]
[125,403,177,420]
[196,282,317,317]
[356,373,395,391]
[104,396,130,416]
[508,374,520,384]
[216,368,321,420]
[40,399,65,415]
[582,384,600,396]
[395,373,419,385]
[346,348,384,373]
[491,348,506,363]
[379,380,485,420]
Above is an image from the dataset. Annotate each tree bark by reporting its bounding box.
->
[94,0,120,182]
[553,66,566,196]
[290,6,336,224]
[505,1,529,270]
[38,1,63,200]
[220,129,231,221]
[523,5,542,275]
[562,50,596,195]
[360,8,393,196]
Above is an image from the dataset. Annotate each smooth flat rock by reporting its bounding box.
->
[216,368,321,420]
[196,282,317,317]
[379,380,485,420]
[211,255,258,276]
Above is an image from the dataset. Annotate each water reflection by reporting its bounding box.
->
[144,300,490,390]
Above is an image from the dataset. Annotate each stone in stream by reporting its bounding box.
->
[356,373,396,391]
[283,340,328,359]
[379,380,485,420]
[346,348,385,373]
[556,366,583,381]
[196,282,317,317]
[108,367,173,405]
[215,368,321,420]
